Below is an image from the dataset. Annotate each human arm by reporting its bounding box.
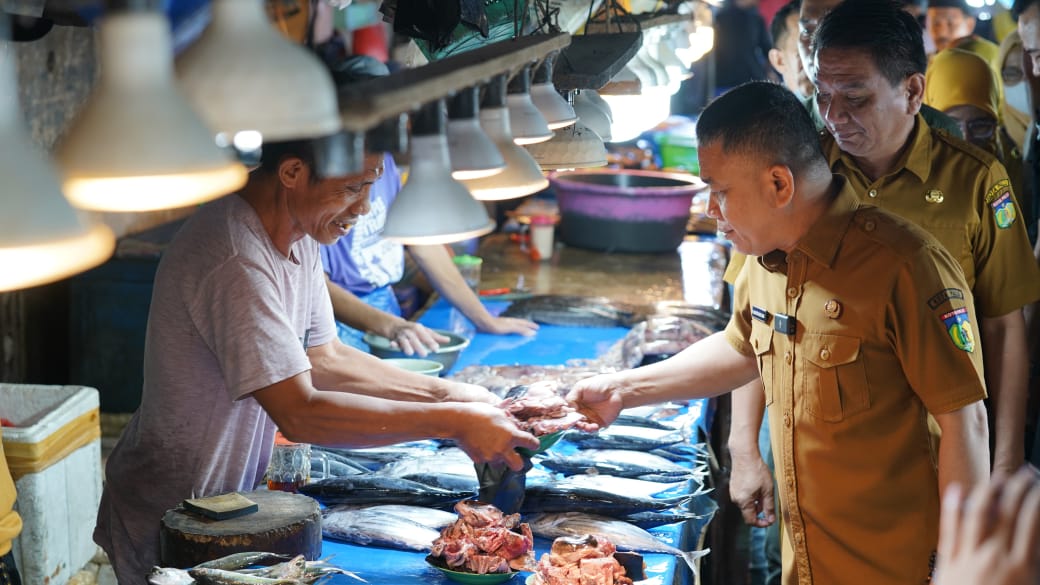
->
[566,332,759,427]
[407,244,539,336]
[728,378,775,527]
[932,467,1040,585]
[980,310,1030,473]
[933,402,991,498]
[251,368,539,470]
[324,274,448,356]
[306,340,497,404]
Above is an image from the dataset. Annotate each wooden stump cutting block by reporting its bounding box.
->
[159,489,321,568]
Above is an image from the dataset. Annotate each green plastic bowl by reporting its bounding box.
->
[364,329,470,371]
[426,556,519,584]
[381,358,444,376]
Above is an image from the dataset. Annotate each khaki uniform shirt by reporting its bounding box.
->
[821,115,1040,316]
[0,431,22,557]
[725,180,987,585]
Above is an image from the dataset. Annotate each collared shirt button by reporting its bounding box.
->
[794,533,803,544]
[783,414,792,427]
[786,476,794,487]
[819,348,831,361]
[784,351,792,365]
[787,286,798,298]
[863,220,876,232]
[868,188,878,198]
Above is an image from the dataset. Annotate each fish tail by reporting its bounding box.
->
[678,548,711,577]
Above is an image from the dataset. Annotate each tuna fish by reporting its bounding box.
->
[322,506,442,552]
[299,475,467,507]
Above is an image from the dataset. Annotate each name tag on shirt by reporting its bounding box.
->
[752,306,770,323]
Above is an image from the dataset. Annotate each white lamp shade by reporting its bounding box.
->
[383,135,495,245]
[176,0,342,143]
[461,107,549,201]
[601,89,672,143]
[55,11,247,212]
[573,90,613,142]
[0,47,114,291]
[447,118,506,180]
[525,121,608,170]
[530,83,577,130]
[506,93,553,145]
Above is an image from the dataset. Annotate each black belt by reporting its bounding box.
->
[0,552,20,585]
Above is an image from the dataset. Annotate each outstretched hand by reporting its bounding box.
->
[565,373,625,430]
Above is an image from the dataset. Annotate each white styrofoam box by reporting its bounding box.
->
[1,385,102,585]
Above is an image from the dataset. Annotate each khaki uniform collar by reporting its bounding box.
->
[824,114,931,183]
[758,177,859,273]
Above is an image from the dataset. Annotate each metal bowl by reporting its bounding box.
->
[363,329,470,371]
[548,169,707,253]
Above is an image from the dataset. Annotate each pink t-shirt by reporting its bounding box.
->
[94,194,335,583]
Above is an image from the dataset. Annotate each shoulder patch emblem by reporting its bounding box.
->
[927,288,964,310]
[985,179,1017,229]
[941,307,975,353]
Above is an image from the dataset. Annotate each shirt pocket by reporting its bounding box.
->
[803,333,870,422]
[750,320,775,406]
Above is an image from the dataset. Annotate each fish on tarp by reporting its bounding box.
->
[148,567,195,585]
[193,552,294,571]
[299,475,467,507]
[538,448,696,479]
[500,295,649,328]
[520,482,691,517]
[329,504,459,530]
[316,442,441,471]
[526,512,709,576]
[613,413,679,431]
[400,472,479,495]
[188,567,299,585]
[236,557,366,583]
[622,508,714,530]
[553,474,689,500]
[566,425,687,451]
[322,506,442,551]
[376,448,478,479]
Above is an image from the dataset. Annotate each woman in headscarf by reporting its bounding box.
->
[998,31,1032,154]
[925,47,1025,198]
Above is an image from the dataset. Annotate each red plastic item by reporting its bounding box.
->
[352,24,389,63]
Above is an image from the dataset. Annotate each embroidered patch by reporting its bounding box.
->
[989,191,1018,229]
[927,288,965,310]
[985,178,1010,202]
[941,307,975,353]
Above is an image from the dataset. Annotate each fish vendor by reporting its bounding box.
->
[569,80,991,585]
[93,137,540,584]
[317,55,538,355]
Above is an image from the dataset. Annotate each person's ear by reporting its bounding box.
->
[768,48,785,76]
[768,164,796,208]
[278,157,305,189]
[905,73,925,115]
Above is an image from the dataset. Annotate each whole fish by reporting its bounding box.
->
[566,425,686,451]
[520,482,690,517]
[319,444,440,470]
[238,556,368,583]
[310,456,367,478]
[400,472,479,495]
[322,506,441,551]
[613,413,678,430]
[553,474,689,500]
[187,567,299,585]
[329,504,460,530]
[299,475,467,507]
[526,512,709,576]
[148,567,195,585]
[539,449,695,479]
[500,295,649,328]
[376,448,477,478]
[194,552,294,571]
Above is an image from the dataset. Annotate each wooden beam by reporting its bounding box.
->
[585,11,692,34]
[337,33,571,132]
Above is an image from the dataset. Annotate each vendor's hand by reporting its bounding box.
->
[933,467,1040,585]
[387,322,450,357]
[477,316,540,337]
[566,374,624,429]
[729,449,776,527]
[455,402,541,471]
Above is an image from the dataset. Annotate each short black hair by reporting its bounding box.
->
[812,0,926,87]
[257,139,320,183]
[770,0,801,50]
[696,81,825,177]
[928,0,971,14]
[1012,0,1039,19]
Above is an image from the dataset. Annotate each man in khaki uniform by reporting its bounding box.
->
[568,80,990,585]
[727,0,1040,537]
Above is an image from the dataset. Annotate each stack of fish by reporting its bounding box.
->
[147,551,362,585]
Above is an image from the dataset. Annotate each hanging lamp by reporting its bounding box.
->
[54,4,247,212]
[0,32,114,291]
[447,86,506,180]
[525,121,608,170]
[529,53,577,130]
[461,75,550,201]
[506,65,553,145]
[176,0,342,146]
[383,100,495,245]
